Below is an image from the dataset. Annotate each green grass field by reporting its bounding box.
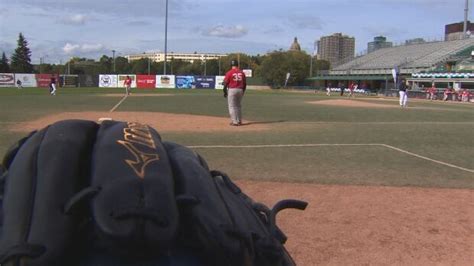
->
[1,87,473,189]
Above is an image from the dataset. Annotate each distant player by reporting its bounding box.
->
[223,60,246,126]
[16,79,23,89]
[397,78,408,107]
[49,77,57,96]
[348,81,356,98]
[124,75,132,95]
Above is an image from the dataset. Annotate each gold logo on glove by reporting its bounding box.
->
[118,122,159,179]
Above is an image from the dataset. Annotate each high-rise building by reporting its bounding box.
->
[316,33,355,67]
[445,21,474,41]
[367,36,393,53]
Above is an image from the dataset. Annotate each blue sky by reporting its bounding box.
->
[0,0,469,64]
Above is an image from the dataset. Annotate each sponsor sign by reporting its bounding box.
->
[118,75,137,88]
[99,75,118,87]
[79,75,98,87]
[0,73,15,87]
[176,75,195,89]
[15,74,37,87]
[36,74,59,87]
[215,76,225,90]
[136,75,156,89]
[242,69,253,77]
[156,75,175,89]
[194,76,215,89]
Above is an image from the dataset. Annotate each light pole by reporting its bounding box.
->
[148,56,151,75]
[163,0,169,75]
[463,0,469,38]
[112,50,116,73]
[39,55,48,74]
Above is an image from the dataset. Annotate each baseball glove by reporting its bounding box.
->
[0,119,307,266]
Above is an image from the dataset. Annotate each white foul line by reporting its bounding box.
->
[109,94,128,112]
[188,143,381,149]
[380,144,474,174]
[189,143,474,174]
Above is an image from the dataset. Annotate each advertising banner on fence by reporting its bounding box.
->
[194,76,215,89]
[176,75,195,89]
[99,75,118,87]
[136,75,156,89]
[215,76,225,90]
[0,73,15,87]
[79,75,98,87]
[156,75,175,88]
[36,74,59,87]
[242,69,253,77]
[118,75,137,88]
[15,74,37,87]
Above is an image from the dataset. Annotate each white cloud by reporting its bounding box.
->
[63,43,80,54]
[60,14,87,25]
[63,42,105,54]
[202,24,248,38]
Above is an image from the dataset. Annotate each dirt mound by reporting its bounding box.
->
[10,111,268,133]
[309,99,395,108]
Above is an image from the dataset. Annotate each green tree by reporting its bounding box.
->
[114,56,131,73]
[313,59,330,75]
[0,52,10,73]
[10,33,34,73]
[99,55,112,74]
[259,50,310,87]
[131,58,152,74]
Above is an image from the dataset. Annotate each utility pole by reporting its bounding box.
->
[112,50,116,73]
[148,57,151,75]
[164,0,169,75]
[464,0,469,38]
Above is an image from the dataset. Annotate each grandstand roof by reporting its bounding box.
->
[331,38,474,74]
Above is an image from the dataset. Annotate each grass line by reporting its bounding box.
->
[109,95,128,112]
[188,143,382,149]
[190,143,474,174]
[381,144,474,174]
[280,121,474,125]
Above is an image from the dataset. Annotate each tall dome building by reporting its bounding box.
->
[289,37,301,51]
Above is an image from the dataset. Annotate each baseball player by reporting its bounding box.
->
[49,77,57,96]
[124,75,132,95]
[223,60,247,126]
[397,78,408,107]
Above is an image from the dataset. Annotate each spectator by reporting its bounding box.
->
[443,87,450,101]
[461,89,470,102]
[428,83,437,101]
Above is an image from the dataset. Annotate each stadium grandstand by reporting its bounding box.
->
[309,38,474,93]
